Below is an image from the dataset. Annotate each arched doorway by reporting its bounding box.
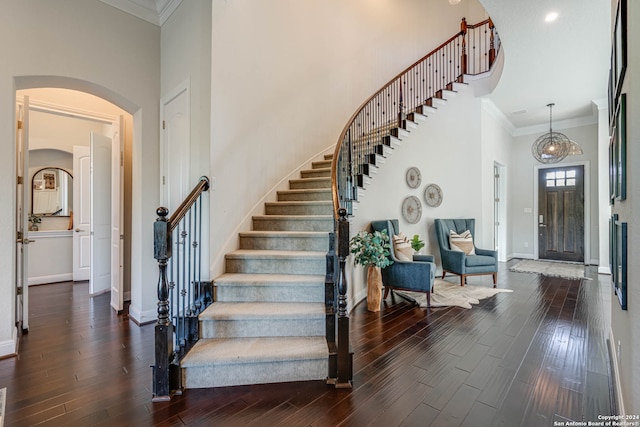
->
[15,79,136,332]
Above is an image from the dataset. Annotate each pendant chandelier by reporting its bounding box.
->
[531,103,578,164]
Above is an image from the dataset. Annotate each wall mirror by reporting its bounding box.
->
[31,167,73,216]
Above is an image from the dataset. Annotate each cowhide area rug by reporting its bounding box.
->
[394,278,513,309]
[509,259,591,280]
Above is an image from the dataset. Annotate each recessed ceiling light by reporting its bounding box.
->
[545,12,559,22]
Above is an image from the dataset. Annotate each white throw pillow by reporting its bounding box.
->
[449,230,476,255]
[393,233,413,262]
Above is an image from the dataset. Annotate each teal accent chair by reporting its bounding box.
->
[370,219,436,306]
[434,218,498,286]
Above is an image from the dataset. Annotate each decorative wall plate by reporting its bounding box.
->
[424,183,443,207]
[405,167,422,188]
[402,195,422,224]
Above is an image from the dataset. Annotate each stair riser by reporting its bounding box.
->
[265,203,332,216]
[216,285,324,303]
[277,190,331,201]
[239,235,328,251]
[289,179,331,190]
[300,169,331,179]
[225,257,325,275]
[182,358,327,389]
[200,317,324,339]
[252,218,333,232]
[312,160,332,169]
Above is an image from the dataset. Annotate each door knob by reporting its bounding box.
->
[18,238,36,244]
[75,228,85,232]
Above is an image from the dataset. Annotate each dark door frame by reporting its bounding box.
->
[533,161,590,265]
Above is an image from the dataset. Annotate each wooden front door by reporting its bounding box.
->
[538,165,584,262]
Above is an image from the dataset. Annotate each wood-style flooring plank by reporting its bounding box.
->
[0,263,615,426]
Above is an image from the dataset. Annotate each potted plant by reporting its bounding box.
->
[349,229,393,312]
[411,234,425,253]
[28,214,41,231]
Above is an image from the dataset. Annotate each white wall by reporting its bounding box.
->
[208,0,488,279]
[27,231,73,285]
[348,83,495,306]
[161,0,212,280]
[0,0,160,355]
[509,122,599,263]
[480,99,513,259]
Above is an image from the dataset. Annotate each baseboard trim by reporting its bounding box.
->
[129,305,157,326]
[608,328,625,414]
[509,253,535,260]
[28,273,73,286]
[598,266,612,275]
[0,333,17,358]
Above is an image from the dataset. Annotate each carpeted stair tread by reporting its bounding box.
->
[199,301,325,321]
[238,230,328,238]
[226,249,326,259]
[252,214,332,220]
[214,273,324,303]
[215,272,324,286]
[277,188,332,201]
[182,336,328,366]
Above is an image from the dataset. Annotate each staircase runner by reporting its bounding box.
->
[181,156,334,388]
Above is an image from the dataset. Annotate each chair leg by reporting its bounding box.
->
[460,274,466,286]
[426,290,431,308]
[383,287,390,299]
[442,271,446,280]
[492,272,497,288]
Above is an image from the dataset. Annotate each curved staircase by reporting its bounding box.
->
[153,17,501,398]
[181,156,334,388]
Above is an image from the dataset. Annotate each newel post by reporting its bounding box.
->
[152,207,174,402]
[460,17,468,77]
[336,208,353,388]
[325,231,337,380]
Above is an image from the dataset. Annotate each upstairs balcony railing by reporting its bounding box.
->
[326,17,501,388]
[331,17,500,217]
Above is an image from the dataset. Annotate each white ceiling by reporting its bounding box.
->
[102,0,611,134]
[480,0,611,134]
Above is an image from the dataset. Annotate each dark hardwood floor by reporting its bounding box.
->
[0,260,615,426]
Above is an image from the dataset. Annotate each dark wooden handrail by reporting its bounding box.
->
[169,176,210,231]
[330,17,499,217]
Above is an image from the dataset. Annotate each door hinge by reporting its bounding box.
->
[17,176,23,185]
[162,120,166,130]
[17,230,23,241]
[162,176,165,185]
[17,120,23,130]
[16,286,23,296]
[121,152,124,167]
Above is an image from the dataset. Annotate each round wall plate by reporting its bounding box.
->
[402,195,422,224]
[405,167,422,188]
[424,183,443,207]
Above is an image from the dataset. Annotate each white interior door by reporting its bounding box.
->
[110,118,124,311]
[73,146,91,281]
[16,96,30,332]
[161,82,190,212]
[90,133,112,295]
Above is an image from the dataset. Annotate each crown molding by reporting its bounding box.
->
[512,114,597,137]
[99,0,182,26]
